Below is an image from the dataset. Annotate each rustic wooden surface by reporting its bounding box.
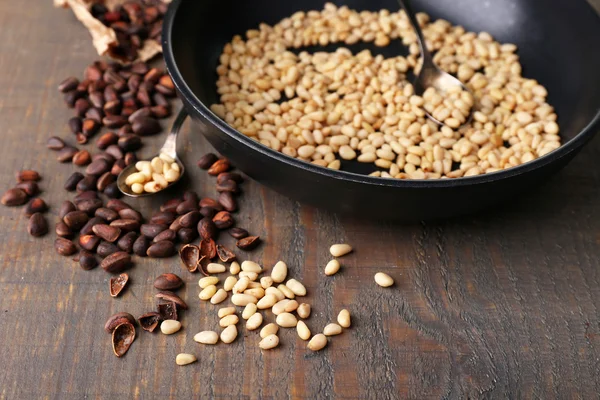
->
[1,2,600,399]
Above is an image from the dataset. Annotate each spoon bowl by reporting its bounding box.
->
[117,109,188,197]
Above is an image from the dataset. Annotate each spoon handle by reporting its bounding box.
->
[396,0,434,66]
[160,108,188,160]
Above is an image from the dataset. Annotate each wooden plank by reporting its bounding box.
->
[0,1,599,399]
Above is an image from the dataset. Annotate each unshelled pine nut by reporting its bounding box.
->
[199,284,217,300]
[297,303,311,319]
[241,260,262,273]
[323,323,343,336]
[307,333,328,351]
[260,323,279,339]
[219,314,239,327]
[330,244,352,257]
[211,288,228,304]
[161,319,181,335]
[278,284,295,299]
[286,279,306,296]
[325,259,341,276]
[218,307,236,318]
[246,312,263,330]
[271,261,287,283]
[220,325,237,344]
[229,261,241,275]
[224,276,237,291]
[207,263,226,273]
[374,272,394,287]
[176,353,197,366]
[272,299,290,315]
[337,309,351,328]
[232,293,258,306]
[297,320,311,340]
[257,294,278,309]
[199,276,219,288]
[259,334,279,350]
[242,303,257,319]
[260,276,273,289]
[276,312,298,328]
[194,331,219,344]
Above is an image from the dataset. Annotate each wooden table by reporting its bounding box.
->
[1,2,599,399]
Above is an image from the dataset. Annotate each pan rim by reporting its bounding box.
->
[162,0,600,189]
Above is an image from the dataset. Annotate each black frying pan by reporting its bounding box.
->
[162,0,600,220]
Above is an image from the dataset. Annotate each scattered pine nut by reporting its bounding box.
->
[260,276,273,289]
[210,288,228,305]
[286,279,307,296]
[199,276,219,288]
[239,271,258,281]
[330,244,352,257]
[307,334,328,351]
[244,287,265,299]
[242,303,257,319]
[297,303,311,319]
[297,320,311,340]
[272,299,290,315]
[231,293,258,306]
[257,294,278,309]
[224,276,238,291]
[218,307,236,318]
[206,263,226,273]
[260,323,279,339]
[323,323,343,336]
[229,261,241,275]
[194,331,219,344]
[276,312,298,328]
[259,334,279,350]
[232,277,250,294]
[160,320,181,335]
[324,259,341,276]
[265,287,285,301]
[374,272,394,287]
[219,314,239,327]
[337,309,351,328]
[220,325,238,344]
[271,261,287,283]
[241,260,262,273]
[176,353,197,366]
[284,300,299,313]
[277,284,295,299]
[199,284,217,300]
[246,312,263,330]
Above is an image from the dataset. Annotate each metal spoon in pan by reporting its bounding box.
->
[397,0,474,127]
[117,109,187,197]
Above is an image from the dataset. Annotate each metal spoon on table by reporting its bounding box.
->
[117,109,188,197]
[397,0,474,126]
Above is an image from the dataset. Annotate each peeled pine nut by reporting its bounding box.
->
[242,303,257,319]
[259,334,279,350]
[272,299,290,315]
[296,320,311,340]
[239,271,258,281]
[324,259,341,276]
[284,300,299,313]
[244,287,265,299]
[330,244,352,257]
[231,293,258,306]
[224,276,237,291]
[160,320,181,335]
[307,334,328,351]
[271,261,288,283]
[277,284,295,299]
[210,289,228,305]
[199,284,217,300]
[297,303,311,319]
[247,282,262,289]
[176,353,197,366]
[257,294,278,309]
[285,279,306,296]
[260,323,279,339]
[229,261,241,275]
[219,314,239,328]
[206,263,226,273]
[337,309,351,328]
[260,276,273,289]
[276,312,297,328]
[323,323,343,336]
[220,325,237,344]
[218,307,236,318]
[241,260,262,273]
[374,272,394,287]
[246,312,263,330]
[199,276,219,288]
[232,277,249,294]
[194,331,219,344]
[265,287,285,301]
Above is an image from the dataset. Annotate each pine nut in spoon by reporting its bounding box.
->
[118,109,187,197]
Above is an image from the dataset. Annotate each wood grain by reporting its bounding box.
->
[1,1,600,399]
